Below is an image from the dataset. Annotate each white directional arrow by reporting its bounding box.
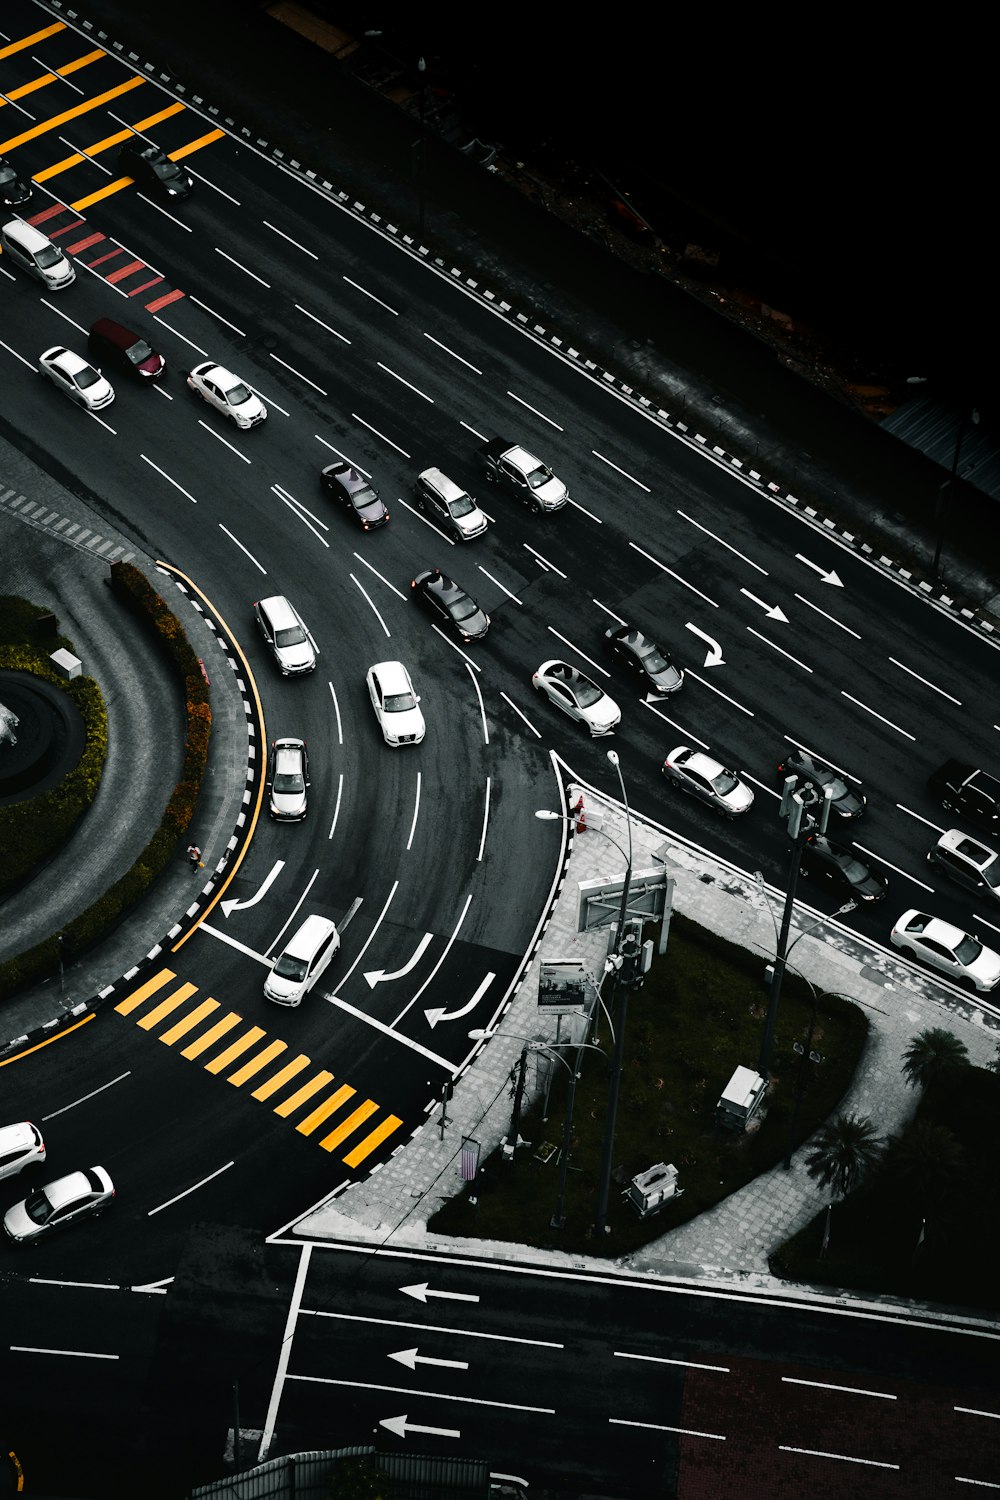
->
[740,588,788,622]
[389,1347,469,1372]
[424,971,496,1029]
[685,623,725,667]
[220,860,285,918]
[401,1281,480,1305]
[381,1414,460,1441]
[795,553,843,586]
[364,932,434,989]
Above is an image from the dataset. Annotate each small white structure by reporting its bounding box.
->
[0,701,19,746]
[623,1162,681,1218]
[50,648,82,680]
[716,1065,768,1132]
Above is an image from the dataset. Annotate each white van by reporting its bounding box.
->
[1,218,75,289]
[264,915,340,1006]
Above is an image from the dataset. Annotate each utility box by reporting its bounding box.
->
[622,1162,681,1218]
[49,648,82,680]
[716,1066,767,1132]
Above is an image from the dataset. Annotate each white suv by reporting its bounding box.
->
[1,218,75,288]
[366,660,425,746]
[253,596,317,676]
[413,467,488,541]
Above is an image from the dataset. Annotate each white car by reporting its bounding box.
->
[3,1165,115,1244]
[38,346,114,410]
[413,468,489,541]
[0,1121,46,1183]
[186,361,266,428]
[367,660,425,746]
[253,596,317,676]
[268,737,309,820]
[890,910,1000,992]
[662,746,754,818]
[927,828,1000,903]
[479,438,568,512]
[532,659,620,736]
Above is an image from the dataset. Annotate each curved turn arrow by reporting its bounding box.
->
[685,623,725,667]
[425,971,496,1029]
[365,931,433,988]
[220,860,285,918]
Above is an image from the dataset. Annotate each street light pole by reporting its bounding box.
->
[417,55,427,239]
[593,749,635,1238]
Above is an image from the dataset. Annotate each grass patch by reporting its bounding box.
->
[429,910,868,1256]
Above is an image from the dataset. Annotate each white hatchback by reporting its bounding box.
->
[890,910,1000,992]
[186,361,266,428]
[367,660,425,746]
[0,1121,46,1183]
[38,346,114,410]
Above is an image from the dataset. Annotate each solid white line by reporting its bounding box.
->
[328,681,343,744]
[395,494,456,544]
[199,922,272,964]
[314,435,374,475]
[592,451,650,490]
[0,337,35,372]
[852,844,934,891]
[295,303,351,344]
[349,574,391,637]
[468,663,489,743]
[423,331,482,373]
[147,1160,234,1217]
[478,776,491,862]
[29,1278,120,1290]
[506,389,563,430]
[10,1346,119,1360]
[746,626,813,672]
[684,669,755,716]
[259,1242,312,1462]
[975,913,1000,937]
[264,220,318,258]
[639,699,710,748]
[287,1372,553,1415]
[566,494,603,523]
[502,691,541,737]
[794,592,862,637]
[678,509,767,573]
[343,275,398,314]
[140,454,198,503]
[955,1406,1000,1420]
[547,627,610,676]
[351,411,410,457]
[478,567,521,603]
[955,1477,1000,1489]
[327,993,455,1069]
[187,295,245,337]
[153,316,208,358]
[266,868,321,957]
[272,485,330,547]
[614,1351,729,1373]
[592,597,627,625]
[377,361,434,403]
[431,621,482,672]
[197,419,251,465]
[459,418,488,441]
[392,894,474,1027]
[782,1375,896,1399]
[609,1417,725,1440]
[331,881,399,990]
[303,1308,563,1347]
[220,524,266,573]
[896,803,946,833]
[777,1444,898,1470]
[41,1072,130,1121]
[215,246,270,286]
[328,773,344,842]
[269,353,327,396]
[406,771,421,853]
[842,691,916,740]
[629,542,718,605]
[353,552,407,600]
[524,543,566,579]
[890,655,962,704]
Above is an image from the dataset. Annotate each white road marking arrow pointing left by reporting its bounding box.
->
[220,860,284,918]
[381,1414,460,1440]
[389,1347,469,1371]
[365,931,434,988]
[401,1281,479,1304]
[740,588,789,622]
[795,553,844,586]
[685,623,725,667]
[424,971,496,1029]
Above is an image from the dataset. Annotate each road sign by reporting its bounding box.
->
[576,866,670,933]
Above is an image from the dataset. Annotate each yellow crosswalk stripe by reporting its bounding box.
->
[59,49,108,78]
[296,1084,356,1137]
[343,1114,404,1166]
[180,1011,241,1059]
[205,1026,266,1076]
[137,982,198,1030]
[251,1054,311,1100]
[0,23,64,61]
[227,1039,287,1087]
[159,998,219,1044]
[317,1099,378,1153]
[1,49,104,105]
[0,75,145,154]
[170,127,225,160]
[115,968,176,1015]
[273,1071,334,1118]
[132,101,186,131]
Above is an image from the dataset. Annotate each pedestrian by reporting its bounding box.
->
[187,843,202,871]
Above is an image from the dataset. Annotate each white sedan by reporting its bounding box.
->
[3,1165,115,1244]
[186,361,267,428]
[367,660,425,746]
[38,346,114,410]
[662,746,754,818]
[532,660,620,736]
[890,910,1000,992]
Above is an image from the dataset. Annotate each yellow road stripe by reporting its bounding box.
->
[251,1054,310,1100]
[0,74,145,154]
[180,1011,240,1059]
[0,1012,94,1067]
[273,1071,334,1118]
[342,1113,404,1166]
[228,1039,287,1087]
[0,23,64,60]
[132,101,186,131]
[137,982,198,1030]
[159,998,219,1044]
[317,1099,378,1152]
[115,968,176,1015]
[205,1026,265,1075]
[170,127,225,160]
[58,48,105,78]
[71,176,134,211]
[5,73,60,103]
[296,1084,355,1136]
[32,151,87,183]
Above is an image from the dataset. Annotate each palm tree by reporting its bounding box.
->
[804,1113,883,1257]
[901,1028,970,1091]
[884,1119,966,1212]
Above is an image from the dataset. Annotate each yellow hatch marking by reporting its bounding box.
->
[296,1084,356,1137]
[205,1026,266,1075]
[343,1114,404,1166]
[317,1100,378,1152]
[115,968,176,1015]
[159,998,220,1044]
[136,982,198,1030]
[180,1012,241,1059]
[227,1039,287,1086]
[273,1071,334,1118]
[251,1055,311,1100]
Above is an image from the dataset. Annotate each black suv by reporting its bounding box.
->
[800,834,887,902]
[928,760,1000,837]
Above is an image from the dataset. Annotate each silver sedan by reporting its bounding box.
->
[662,746,754,818]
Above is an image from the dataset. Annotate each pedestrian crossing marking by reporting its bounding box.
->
[273,1071,334,1118]
[296,1084,355,1137]
[228,1039,287,1087]
[180,1011,241,1059]
[251,1054,311,1100]
[133,101,187,132]
[0,75,146,154]
[136,982,197,1030]
[317,1100,378,1153]
[205,1026,266,1075]
[160,998,219,1044]
[343,1115,404,1166]
[0,23,64,62]
[115,968,176,1015]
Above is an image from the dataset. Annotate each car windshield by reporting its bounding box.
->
[450,596,480,623]
[274,954,308,982]
[639,645,670,673]
[954,935,983,964]
[35,245,62,269]
[710,768,740,796]
[0,166,16,186]
[574,680,603,709]
[224,382,253,407]
[126,339,154,366]
[275,624,306,648]
[982,862,1000,889]
[273,769,304,793]
[385,692,417,713]
[448,494,476,517]
[24,1190,54,1226]
[526,465,552,489]
[351,484,379,510]
[75,366,100,389]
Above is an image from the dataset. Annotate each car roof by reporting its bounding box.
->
[274,740,304,762]
[683,750,724,777]
[900,910,965,946]
[204,363,241,390]
[46,347,90,375]
[505,446,538,471]
[3,217,52,249]
[370,659,410,692]
[258,595,297,625]
[418,467,466,501]
[939,828,994,864]
[0,1121,36,1151]
[44,1169,96,1209]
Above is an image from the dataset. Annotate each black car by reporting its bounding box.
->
[0,154,31,208]
[776,749,866,821]
[927,759,1000,837]
[321,462,389,530]
[799,834,887,902]
[604,624,683,695]
[119,139,193,198]
[410,568,490,641]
